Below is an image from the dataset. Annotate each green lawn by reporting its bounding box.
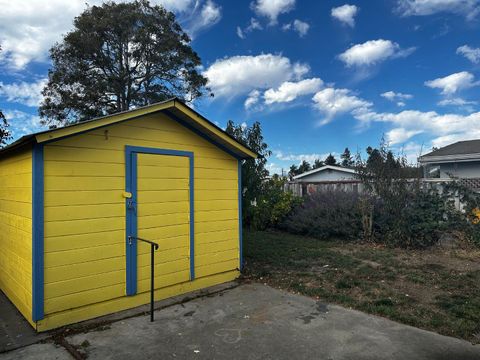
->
[243,230,480,343]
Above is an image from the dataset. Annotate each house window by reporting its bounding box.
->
[426,164,440,178]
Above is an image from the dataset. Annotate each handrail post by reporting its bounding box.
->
[150,243,154,322]
[130,236,159,322]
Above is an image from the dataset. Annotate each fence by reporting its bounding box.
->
[284,178,480,211]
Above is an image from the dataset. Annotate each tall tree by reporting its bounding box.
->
[0,110,11,148]
[0,46,11,147]
[225,121,271,227]
[313,159,324,169]
[298,160,311,174]
[40,0,209,125]
[340,147,354,167]
[324,153,337,165]
[288,164,299,180]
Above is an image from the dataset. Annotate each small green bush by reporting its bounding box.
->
[250,176,303,231]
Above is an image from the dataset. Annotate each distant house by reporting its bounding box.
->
[287,165,360,196]
[293,165,356,182]
[419,140,480,179]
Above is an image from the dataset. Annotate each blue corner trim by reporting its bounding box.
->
[238,160,243,271]
[32,143,44,322]
[189,156,195,280]
[125,146,195,296]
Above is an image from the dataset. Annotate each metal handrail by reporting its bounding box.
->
[128,236,159,322]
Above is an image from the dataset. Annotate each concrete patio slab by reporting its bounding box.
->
[0,343,71,360]
[1,283,479,359]
[65,283,480,360]
[0,291,48,353]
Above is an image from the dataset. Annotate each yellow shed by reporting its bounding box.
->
[0,99,256,331]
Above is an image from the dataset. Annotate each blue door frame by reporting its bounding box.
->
[125,145,195,296]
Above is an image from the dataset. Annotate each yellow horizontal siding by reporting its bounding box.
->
[45,229,124,252]
[37,270,239,331]
[45,257,125,283]
[0,147,33,324]
[45,204,125,221]
[43,111,239,321]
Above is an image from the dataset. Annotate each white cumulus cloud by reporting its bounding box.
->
[312,88,372,125]
[203,54,309,98]
[308,82,480,148]
[237,18,263,39]
[245,90,261,109]
[339,39,415,67]
[457,45,480,64]
[3,110,46,138]
[438,97,477,106]
[185,0,222,37]
[292,19,310,37]
[251,0,295,24]
[397,0,480,20]
[424,71,479,95]
[357,109,480,147]
[381,91,413,106]
[0,0,219,69]
[331,4,359,27]
[0,78,47,107]
[274,150,332,164]
[386,128,423,145]
[264,78,323,105]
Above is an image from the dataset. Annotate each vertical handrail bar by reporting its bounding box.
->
[129,236,159,322]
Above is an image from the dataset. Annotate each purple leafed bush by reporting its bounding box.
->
[280,190,363,241]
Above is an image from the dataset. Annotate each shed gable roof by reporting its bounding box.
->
[1,98,257,159]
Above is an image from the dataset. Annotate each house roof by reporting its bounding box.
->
[418,139,480,164]
[293,165,355,180]
[0,98,257,159]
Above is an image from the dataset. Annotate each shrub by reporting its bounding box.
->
[441,182,480,247]
[280,190,363,241]
[353,141,463,249]
[250,176,303,231]
[376,188,452,248]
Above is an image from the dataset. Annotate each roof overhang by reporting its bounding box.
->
[418,152,480,165]
[0,99,257,160]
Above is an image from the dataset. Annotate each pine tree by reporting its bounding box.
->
[0,46,11,147]
[313,159,324,169]
[298,160,312,174]
[324,153,337,165]
[340,147,354,167]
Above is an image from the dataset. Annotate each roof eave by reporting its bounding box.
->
[418,152,480,164]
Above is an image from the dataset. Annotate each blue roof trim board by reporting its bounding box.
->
[163,109,242,160]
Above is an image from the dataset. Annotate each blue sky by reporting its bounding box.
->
[1,0,480,174]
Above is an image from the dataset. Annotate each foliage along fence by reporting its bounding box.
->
[284,178,480,211]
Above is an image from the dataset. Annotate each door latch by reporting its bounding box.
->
[127,199,136,214]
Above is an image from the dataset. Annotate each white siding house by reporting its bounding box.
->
[293,165,356,182]
[419,140,480,183]
[287,165,360,196]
